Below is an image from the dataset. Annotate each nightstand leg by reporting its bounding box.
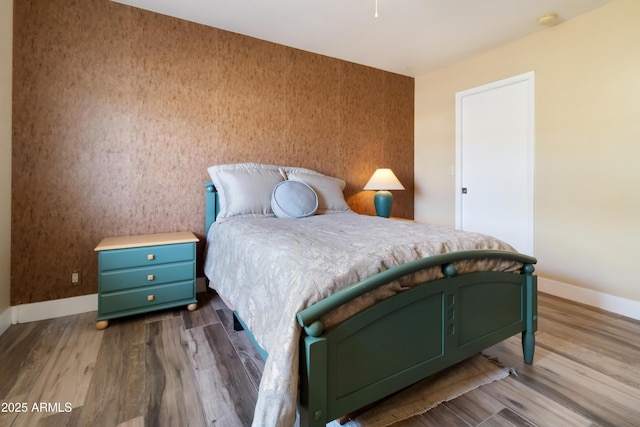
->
[95,320,109,330]
[187,303,198,312]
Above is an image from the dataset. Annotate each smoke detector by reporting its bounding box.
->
[537,13,559,26]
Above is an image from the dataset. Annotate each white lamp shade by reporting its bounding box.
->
[363,168,405,191]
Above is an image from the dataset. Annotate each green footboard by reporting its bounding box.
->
[296,251,537,426]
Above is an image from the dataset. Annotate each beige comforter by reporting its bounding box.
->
[203,213,520,426]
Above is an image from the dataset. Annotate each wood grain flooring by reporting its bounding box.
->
[0,292,638,427]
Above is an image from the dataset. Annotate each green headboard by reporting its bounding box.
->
[204,182,219,234]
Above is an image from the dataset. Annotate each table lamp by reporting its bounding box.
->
[363,168,405,217]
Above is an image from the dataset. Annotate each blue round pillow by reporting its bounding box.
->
[271,180,318,218]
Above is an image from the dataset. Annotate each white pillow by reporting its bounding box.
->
[280,166,324,177]
[207,163,285,219]
[271,181,318,218]
[286,172,351,214]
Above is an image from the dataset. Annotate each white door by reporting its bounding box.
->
[455,72,534,256]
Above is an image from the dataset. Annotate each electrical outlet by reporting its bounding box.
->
[72,270,81,285]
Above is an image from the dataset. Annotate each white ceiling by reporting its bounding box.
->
[112,0,610,77]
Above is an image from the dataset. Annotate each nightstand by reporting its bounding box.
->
[94,231,199,330]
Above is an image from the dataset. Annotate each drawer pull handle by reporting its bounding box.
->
[147,295,154,301]
[147,274,155,281]
[147,254,155,260]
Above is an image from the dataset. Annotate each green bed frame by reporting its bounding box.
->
[204,182,537,426]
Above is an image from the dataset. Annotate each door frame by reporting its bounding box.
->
[454,71,535,255]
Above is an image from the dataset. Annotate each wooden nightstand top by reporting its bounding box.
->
[390,217,415,222]
[95,231,199,252]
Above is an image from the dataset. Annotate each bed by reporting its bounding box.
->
[203,163,537,427]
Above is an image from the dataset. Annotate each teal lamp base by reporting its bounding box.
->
[373,190,394,218]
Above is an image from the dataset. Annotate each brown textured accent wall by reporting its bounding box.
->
[11,0,414,305]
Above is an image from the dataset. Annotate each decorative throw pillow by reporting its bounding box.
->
[286,172,351,214]
[271,180,318,218]
[207,163,285,219]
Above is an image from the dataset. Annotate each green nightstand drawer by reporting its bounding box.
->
[99,261,194,292]
[99,280,195,316]
[99,243,194,271]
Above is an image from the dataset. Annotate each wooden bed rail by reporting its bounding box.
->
[296,250,537,337]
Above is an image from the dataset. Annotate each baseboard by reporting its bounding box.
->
[12,293,98,324]
[0,305,11,336]
[5,277,637,326]
[538,276,640,321]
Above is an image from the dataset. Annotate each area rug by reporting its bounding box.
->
[328,353,511,427]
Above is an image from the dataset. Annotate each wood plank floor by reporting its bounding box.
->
[0,292,638,426]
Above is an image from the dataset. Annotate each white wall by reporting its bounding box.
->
[415,0,640,307]
[0,0,13,334]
